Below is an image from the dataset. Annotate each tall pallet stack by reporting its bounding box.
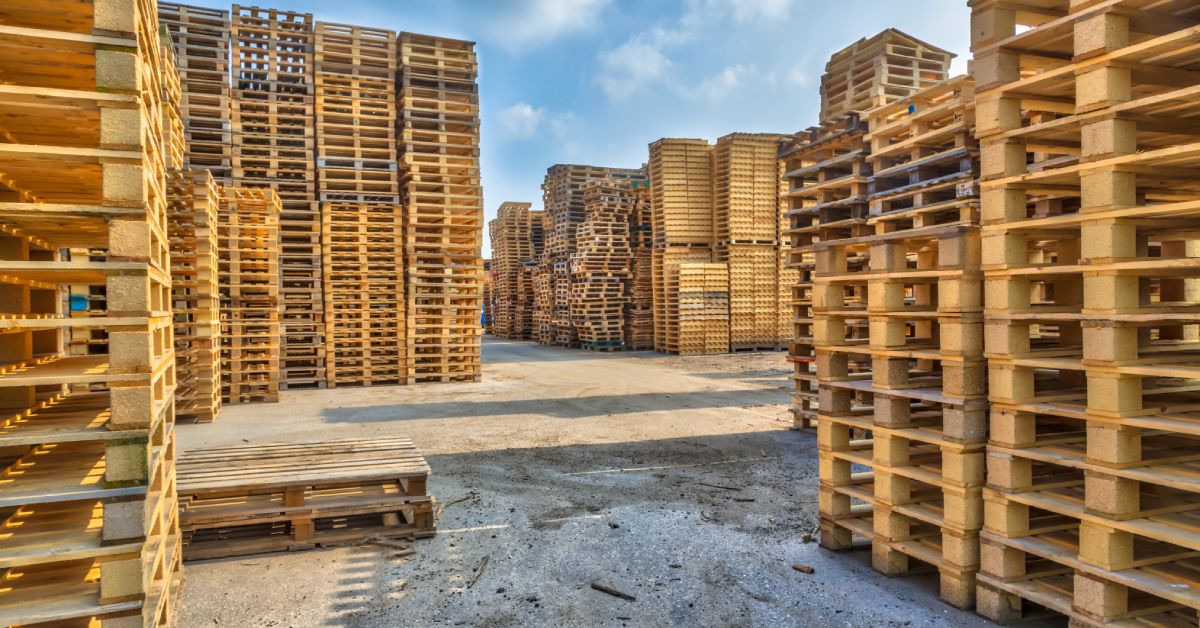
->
[167,170,223,423]
[541,164,643,347]
[969,1,1200,624]
[519,211,546,338]
[0,1,183,623]
[714,133,789,351]
[816,76,985,609]
[819,28,955,124]
[649,139,717,353]
[218,188,282,403]
[571,180,635,350]
[482,260,494,335]
[627,180,655,350]
[531,260,555,345]
[316,22,406,387]
[159,2,232,182]
[488,202,535,339]
[230,5,324,390]
[396,33,483,382]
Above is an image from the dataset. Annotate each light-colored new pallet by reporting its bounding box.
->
[159,2,233,181]
[819,28,953,124]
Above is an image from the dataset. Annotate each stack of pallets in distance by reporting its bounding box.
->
[159,2,232,182]
[482,259,494,334]
[168,170,223,423]
[541,164,644,348]
[968,1,1200,623]
[626,181,655,350]
[230,5,325,390]
[177,438,435,559]
[669,264,731,355]
[316,22,406,387]
[649,139,719,354]
[396,34,484,382]
[571,180,636,351]
[715,133,790,351]
[488,202,536,339]
[819,28,955,124]
[532,260,555,344]
[0,1,183,622]
[816,77,985,609]
[219,189,282,404]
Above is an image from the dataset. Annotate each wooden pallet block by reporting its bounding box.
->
[819,29,953,123]
[177,437,435,560]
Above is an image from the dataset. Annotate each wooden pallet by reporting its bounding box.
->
[569,179,637,349]
[0,2,182,624]
[819,28,953,123]
[663,263,730,355]
[970,1,1200,624]
[168,169,223,423]
[488,202,538,340]
[177,438,435,560]
[219,187,282,404]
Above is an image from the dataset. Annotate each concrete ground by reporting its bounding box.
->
[176,338,1004,627]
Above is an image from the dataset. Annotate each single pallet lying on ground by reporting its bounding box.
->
[0,1,183,623]
[817,75,984,609]
[397,33,484,382]
[177,437,435,560]
[218,188,282,404]
[231,4,325,390]
[969,0,1200,624]
[168,169,223,423]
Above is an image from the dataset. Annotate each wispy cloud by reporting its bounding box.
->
[490,0,611,52]
[499,102,546,138]
[726,0,792,22]
[596,38,673,102]
[688,64,757,103]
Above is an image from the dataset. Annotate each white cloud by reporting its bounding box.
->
[689,64,757,103]
[726,0,792,22]
[491,0,610,51]
[786,66,809,88]
[499,102,546,138]
[596,39,673,102]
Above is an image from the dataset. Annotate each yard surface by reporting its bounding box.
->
[177,338,1001,627]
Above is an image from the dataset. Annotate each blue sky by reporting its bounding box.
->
[180,0,971,253]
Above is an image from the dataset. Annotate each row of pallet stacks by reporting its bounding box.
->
[396,33,484,383]
[968,0,1200,624]
[316,22,407,387]
[571,180,636,350]
[0,0,184,623]
[229,5,324,390]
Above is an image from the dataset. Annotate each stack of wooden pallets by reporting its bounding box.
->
[488,202,536,339]
[816,76,984,609]
[219,188,283,404]
[819,29,955,124]
[571,180,636,350]
[715,133,790,351]
[316,22,406,388]
[968,1,1200,623]
[532,260,555,344]
[649,139,718,353]
[0,1,183,623]
[177,438,435,559]
[482,260,494,334]
[396,33,484,382]
[159,2,232,182]
[541,164,644,347]
[230,5,325,390]
[626,180,655,350]
[168,169,224,423]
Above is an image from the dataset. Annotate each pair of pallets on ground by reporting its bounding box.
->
[177,437,435,560]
